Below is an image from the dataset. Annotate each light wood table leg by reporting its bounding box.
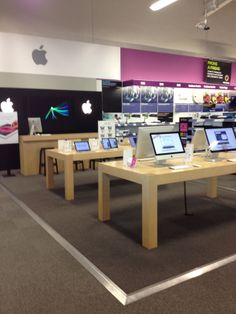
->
[206,177,218,198]
[98,170,110,221]
[142,177,158,249]
[64,155,74,200]
[46,155,54,189]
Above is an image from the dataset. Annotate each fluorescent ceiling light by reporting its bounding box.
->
[150,0,178,11]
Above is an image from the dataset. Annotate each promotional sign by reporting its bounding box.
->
[122,86,141,113]
[0,112,19,144]
[140,86,157,113]
[98,120,116,147]
[157,87,174,113]
[204,60,231,85]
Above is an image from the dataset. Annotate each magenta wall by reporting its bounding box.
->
[121,48,236,86]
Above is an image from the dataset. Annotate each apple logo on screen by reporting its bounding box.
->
[81,100,92,114]
[0,98,14,112]
[32,45,48,65]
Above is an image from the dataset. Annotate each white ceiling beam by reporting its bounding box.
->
[206,0,233,17]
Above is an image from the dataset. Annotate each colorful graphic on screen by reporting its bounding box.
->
[45,102,70,120]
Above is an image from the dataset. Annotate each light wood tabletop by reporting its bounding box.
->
[98,152,236,249]
[45,147,128,200]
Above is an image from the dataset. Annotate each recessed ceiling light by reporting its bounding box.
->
[149,0,178,11]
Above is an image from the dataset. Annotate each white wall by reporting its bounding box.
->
[0,32,120,80]
[0,72,100,91]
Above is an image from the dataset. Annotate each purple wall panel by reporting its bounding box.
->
[231,63,236,85]
[121,48,236,85]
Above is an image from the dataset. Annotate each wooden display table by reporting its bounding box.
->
[46,147,127,200]
[98,153,236,249]
[19,133,97,176]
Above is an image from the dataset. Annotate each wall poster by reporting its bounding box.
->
[0,112,19,144]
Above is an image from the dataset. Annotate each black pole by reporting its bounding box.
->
[184,181,193,216]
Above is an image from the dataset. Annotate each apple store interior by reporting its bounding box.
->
[0,1,236,313]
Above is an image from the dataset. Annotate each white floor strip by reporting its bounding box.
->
[1,182,235,306]
[193,180,236,193]
[126,254,236,304]
[217,185,236,192]
[0,183,127,306]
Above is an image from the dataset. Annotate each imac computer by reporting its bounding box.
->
[191,128,208,152]
[204,127,236,159]
[150,132,185,165]
[28,117,42,135]
[135,124,178,160]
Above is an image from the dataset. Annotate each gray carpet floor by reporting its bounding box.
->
[0,170,235,313]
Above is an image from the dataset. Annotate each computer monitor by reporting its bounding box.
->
[109,137,118,149]
[135,124,178,159]
[74,141,90,152]
[101,138,111,149]
[150,132,185,164]
[101,138,118,149]
[28,117,42,134]
[128,136,137,147]
[204,127,236,153]
[191,128,208,152]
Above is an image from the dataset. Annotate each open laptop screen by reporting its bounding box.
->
[74,141,90,152]
[101,138,111,149]
[109,138,118,149]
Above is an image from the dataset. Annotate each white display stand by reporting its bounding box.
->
[57,139,72,152]
[98,120,116,147]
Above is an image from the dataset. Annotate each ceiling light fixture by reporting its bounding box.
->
[149,0,178,11]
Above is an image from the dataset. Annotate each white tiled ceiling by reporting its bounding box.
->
[0,0,235,60]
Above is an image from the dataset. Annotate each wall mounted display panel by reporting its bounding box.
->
[0,88,102,135]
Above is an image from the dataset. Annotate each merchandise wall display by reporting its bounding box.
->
[179,117,193,146]
[122,81,236,114]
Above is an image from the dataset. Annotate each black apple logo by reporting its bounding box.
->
[32,45,48,65]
